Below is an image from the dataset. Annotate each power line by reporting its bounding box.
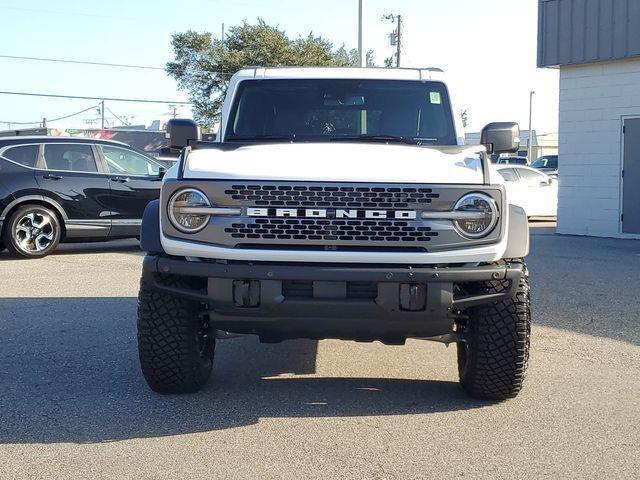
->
[0,91,191,105]
[0,104,100,126]
[105,106,130,126]
[0,54,164,71]
[2,2,284,23]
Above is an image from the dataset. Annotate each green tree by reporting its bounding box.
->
[167,19,374,127]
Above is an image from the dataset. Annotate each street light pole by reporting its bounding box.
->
[396,15,402,68]
[100,100,105,129]
[528,90,535,163]
[358,0,365,67]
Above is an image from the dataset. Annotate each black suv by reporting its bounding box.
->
[0,136,165,258]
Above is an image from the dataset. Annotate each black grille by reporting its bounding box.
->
[282,281,378,299]
[224,218,438,243]
[224,185,440,209]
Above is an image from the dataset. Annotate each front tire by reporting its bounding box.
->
[3,205,62,259]
[457,262,531,400]
[137,277,215,394]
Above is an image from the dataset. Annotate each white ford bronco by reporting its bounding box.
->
[138,67,531,400]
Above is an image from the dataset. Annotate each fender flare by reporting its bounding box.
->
[503,204,530,259]
[140,199,164,254]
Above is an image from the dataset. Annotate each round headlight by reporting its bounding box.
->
[168,188,211,233]
[453,193,499,238]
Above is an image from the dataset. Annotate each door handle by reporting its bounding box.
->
[42,174,63,180]
[111,176,130,183]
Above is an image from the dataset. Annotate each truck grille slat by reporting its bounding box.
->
[225,185,440,209]
[225,219,438,243]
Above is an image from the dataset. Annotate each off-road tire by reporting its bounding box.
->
[457,261,531,400]
[3,204,62,259]
[137,277,215,394]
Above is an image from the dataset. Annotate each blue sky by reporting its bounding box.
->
[0,0,558,133]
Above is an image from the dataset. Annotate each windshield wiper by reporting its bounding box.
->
[226,134,297,142]
[328,134,421,145]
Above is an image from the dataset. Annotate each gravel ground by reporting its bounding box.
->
[0,225,638,479]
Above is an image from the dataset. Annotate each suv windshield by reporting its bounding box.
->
[532,156,558,169]
[225,79,456,145]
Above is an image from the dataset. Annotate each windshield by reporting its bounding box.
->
[532,156,558,169]
[225,79,457,145]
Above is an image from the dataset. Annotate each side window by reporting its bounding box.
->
[102,146,159,176]
[2,145,39,168]
[498,168,519,182]
[44,144,98,173]
[516,168,545,184]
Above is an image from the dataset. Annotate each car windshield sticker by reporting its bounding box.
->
[429,91,442,104]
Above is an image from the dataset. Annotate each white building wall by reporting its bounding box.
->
[558,58,640,238]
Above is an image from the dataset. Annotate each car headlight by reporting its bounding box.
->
[168,188,211,233]
[452,193,499,238]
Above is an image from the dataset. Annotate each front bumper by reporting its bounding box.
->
[142,255,522,343]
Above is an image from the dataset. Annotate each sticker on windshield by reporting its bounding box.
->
[429,91,442,104]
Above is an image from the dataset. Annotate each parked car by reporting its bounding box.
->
[494,164,558,218]
[0,136,165,258]
[494,156,529,165]
[531,154,558,178]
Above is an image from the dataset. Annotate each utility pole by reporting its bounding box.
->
[358,0,365,67]
[100,100,105,129]
[383,14,402,68]
[396,15,402,68]
[528,90,535,163]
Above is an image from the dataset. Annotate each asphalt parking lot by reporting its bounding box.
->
[0,224,638,479]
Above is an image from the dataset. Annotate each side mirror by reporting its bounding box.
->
[166,119,201,149]
[481,122,520,154]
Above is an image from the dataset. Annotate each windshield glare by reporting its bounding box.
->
[225,79,457,145]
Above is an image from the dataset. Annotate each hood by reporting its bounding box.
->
[184,142,486,184]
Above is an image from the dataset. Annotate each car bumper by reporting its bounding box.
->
[142,254,523,343]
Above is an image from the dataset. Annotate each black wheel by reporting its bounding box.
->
[457,261,531,400]
[137,277,215,394]
[3,205,62,259]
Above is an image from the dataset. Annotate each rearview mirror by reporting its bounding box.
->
[166,119,201,150]
[481,122,520,154]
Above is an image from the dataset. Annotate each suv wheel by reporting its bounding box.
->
[3,205,62,259]
[457,261,531,400]
[137,278,215,394]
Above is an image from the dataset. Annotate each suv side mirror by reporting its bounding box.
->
[481,122,520,154]
[166,119,201,149]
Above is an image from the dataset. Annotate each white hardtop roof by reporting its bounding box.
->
[233,66,446,82]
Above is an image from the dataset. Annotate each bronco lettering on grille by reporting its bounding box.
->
[246,208,418,220]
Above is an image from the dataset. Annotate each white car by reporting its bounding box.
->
[495,165,558,218]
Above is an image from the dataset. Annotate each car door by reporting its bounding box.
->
[38,142,112,238]
[513,167,558,217]
[97,144,162,238]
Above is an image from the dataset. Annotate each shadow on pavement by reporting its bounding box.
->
[0,297,484,445]
[0,239,142,260]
